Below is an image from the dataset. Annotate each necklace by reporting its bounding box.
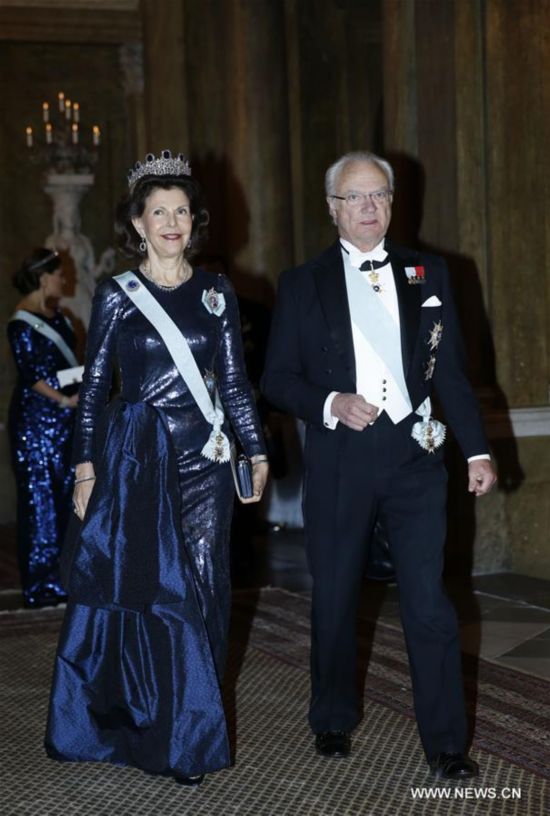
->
[139,262,192,291]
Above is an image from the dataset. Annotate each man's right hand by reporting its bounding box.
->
[331,393,379,431]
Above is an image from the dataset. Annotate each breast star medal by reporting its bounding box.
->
[428,320,443,351]
[424,355,436,380]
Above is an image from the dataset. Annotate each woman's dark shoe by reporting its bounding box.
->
[24,594,67,609]
[175,774,204,788]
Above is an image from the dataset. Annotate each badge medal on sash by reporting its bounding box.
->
[411,397,446,453]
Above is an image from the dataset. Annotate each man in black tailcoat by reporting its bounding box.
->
[261,152,496,779]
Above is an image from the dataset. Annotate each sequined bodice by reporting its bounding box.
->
[7,310,77,393]
[74,268,264,463]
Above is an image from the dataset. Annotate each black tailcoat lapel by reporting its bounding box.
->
[386,240,422,380]
[313,243,356,385]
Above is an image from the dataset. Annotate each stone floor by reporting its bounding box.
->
[1,525,549,680]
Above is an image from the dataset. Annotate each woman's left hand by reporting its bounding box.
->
[239,459,269,504]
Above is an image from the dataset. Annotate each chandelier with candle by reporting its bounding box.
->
[25,92,102,174]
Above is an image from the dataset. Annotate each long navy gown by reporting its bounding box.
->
[45,268,265,779]
[7,311,76,607]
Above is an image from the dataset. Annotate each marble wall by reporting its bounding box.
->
[383,0,550,578]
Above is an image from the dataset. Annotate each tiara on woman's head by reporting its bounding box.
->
[127,150,192,189]
[28,250,59,271]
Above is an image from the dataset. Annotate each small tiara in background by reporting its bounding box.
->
[127,150,191,189]
[28,250,59,271]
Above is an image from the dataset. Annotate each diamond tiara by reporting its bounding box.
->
[28,250,59,271]
[127,150,192,189]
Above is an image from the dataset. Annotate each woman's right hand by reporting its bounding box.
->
[73,463,96,520]
[67,393,79,409]
[72,479,94,520]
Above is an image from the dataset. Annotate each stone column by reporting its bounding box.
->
[382,0,550,579]
[483,0,550,578]
[140,0,188,152]
[382,0,508,574]
[119,43,146,161]
[484,0,550,407]
[222,0,293,287]
[182,0,294,294]
[139,0,293,292]
[383,0,418,158]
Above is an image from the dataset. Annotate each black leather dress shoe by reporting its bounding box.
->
[315,731,351,758]
[429,753,479,780]
[175,774,204,788]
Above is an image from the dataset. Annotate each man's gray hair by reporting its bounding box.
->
[324,151,395,196]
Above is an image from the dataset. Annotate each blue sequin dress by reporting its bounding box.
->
[45,268,265,779]
[7,311,77,607]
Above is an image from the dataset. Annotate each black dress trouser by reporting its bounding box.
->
[303,411,467,759]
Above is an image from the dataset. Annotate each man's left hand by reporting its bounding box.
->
[467,459,497,496]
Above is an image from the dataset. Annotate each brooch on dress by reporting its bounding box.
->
[202,288,226,316]
[405,265,426,285]
[203,369,217,393]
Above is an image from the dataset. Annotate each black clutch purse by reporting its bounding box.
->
[230,450,254,499]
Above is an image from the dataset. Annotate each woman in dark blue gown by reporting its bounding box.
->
[45,152,268,786]
[7,249,79,608]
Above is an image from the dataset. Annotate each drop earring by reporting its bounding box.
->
[139,237,147,253]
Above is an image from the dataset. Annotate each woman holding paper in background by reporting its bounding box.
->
[7,248,80,608]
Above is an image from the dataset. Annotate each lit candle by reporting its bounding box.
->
[25,126,33,147]
[72,102,80,123]
[58,91,65,112]
[42,102,50,123]
[45,123,53,144]
[92,125,101,146]
[65,99,72,119]
[71,123,79,144]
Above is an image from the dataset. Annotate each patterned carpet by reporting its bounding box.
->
[0,589,548,816]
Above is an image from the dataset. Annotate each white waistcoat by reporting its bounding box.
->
[342,252,413,424]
